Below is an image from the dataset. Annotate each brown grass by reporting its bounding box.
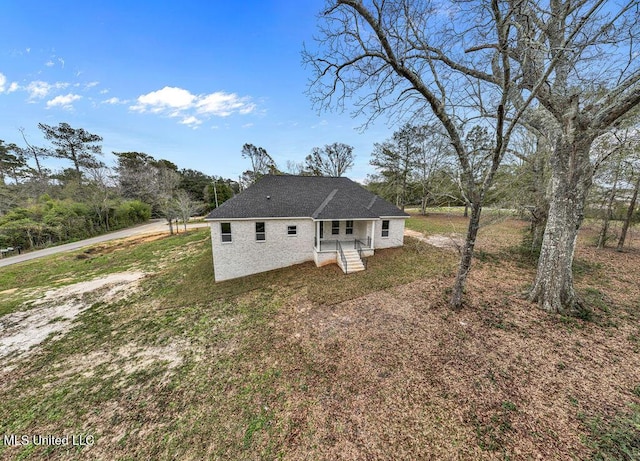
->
[258,215,640,459]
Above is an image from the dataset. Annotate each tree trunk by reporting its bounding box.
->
[529,131,595,314]
[450,200,482,309]
[617,173,640,251]
[34,152,43,177]
[597,158,621,248]
[528,139,549,253]
[168,219,174,235]
[70,148,82,181]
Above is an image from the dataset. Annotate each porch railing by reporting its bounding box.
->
[318,238,370,252]
[337,240,348,273]
[354,238,369,270]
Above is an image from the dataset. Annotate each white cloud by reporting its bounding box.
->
[242,123,254,128]
[131,86,196,113]
[45,60,55,67]
[131,86,256,124]
[196,91,255,117]
[26,81,69,99]
[0,73,15,94]
[180,116,202,127]
[102,97,127,105]
[85,81,99,89]
[46,93,81,109]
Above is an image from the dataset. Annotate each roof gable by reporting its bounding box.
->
[205,175,409,220]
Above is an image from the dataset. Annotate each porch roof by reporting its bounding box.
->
[206,175,409,220]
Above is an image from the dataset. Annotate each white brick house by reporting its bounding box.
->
[205,175,409,281]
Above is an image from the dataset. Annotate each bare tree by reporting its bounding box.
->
[510,122,555,253]
[413,124,454,215]
[305,0,640,312]
[156,167,181,235]
[305,142,355,177]
[617,172,640,251]
[285,160,307,175]
[18,127,50,179]
[304,0,563,308]
[113,152,160,204]
[617,126,640,250]
[175,190,203,232]
[591,131,633,248]
[85,162,116,232]
[507,1,640,314]
[241,144,277,185]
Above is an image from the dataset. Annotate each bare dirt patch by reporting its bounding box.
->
[51,340,188,383]
[79,233,168,259]
[404,228,464,250]
[0,271,146,364]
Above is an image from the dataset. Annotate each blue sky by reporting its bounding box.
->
[0,1,394,182]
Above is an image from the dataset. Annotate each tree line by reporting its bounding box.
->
[238,141,356,187]
[0,123,239,250]
[1,119,365,252]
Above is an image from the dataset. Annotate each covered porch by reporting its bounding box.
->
[313,219,375,272]
[313,219,375,252]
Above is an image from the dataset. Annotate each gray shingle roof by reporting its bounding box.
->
[205,175,409,220]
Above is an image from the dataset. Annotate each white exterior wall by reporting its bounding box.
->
[374,218,406,249]
[314,250,337,267]
[353,221,369,242]
[210,219,315,281]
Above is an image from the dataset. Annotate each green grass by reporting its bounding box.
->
[581,405,640,460]
[0,228,455,460]
[405,212,468,235]
[2,221,638,460]
[0,231,205,316]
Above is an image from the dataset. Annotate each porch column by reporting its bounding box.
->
[315,220,319,251]
[371,220,376,249]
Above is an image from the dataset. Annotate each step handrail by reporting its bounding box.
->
[354,239,368,270]
[337,240,348,274]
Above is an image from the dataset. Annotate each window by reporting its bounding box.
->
[221,222,232,242]
[382,220,390,237]
[345,220,353,235]
[332,220,340,235]
[287,225,297,236]
[256,222,266,241]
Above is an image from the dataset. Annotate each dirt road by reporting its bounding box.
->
[0,220,209,268]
